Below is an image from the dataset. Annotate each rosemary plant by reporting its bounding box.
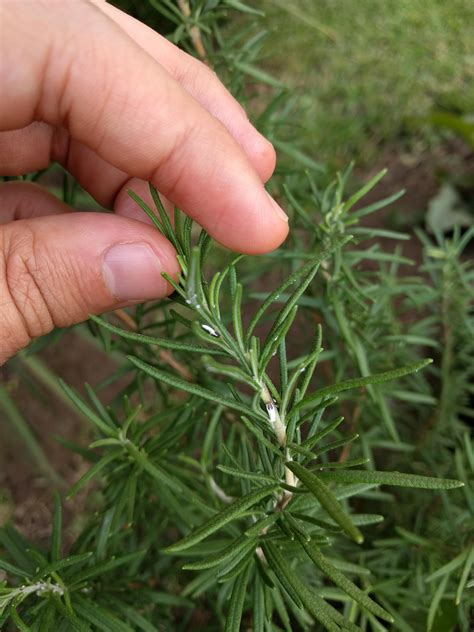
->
[0,181,467,631]
[1,2,473,631]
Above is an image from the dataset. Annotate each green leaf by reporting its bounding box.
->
[290,513,340,533]
[224,561,252,632]
[253,575,265,632]
[9,608,33,632]
[274,140,325,172]
[84,383,114,425]
[217,465,277,484]
[165,485,278,553]
[127,189,163,234]
[349,514,384,526]
[0,527,36,574]
[233,61,285,88]
[261,543,303,609]
[296,324,323,402]
[59,380,116,437]
[37,601,58,632]
[352,189,405,220]
[182,536,256,571]
[95,507,114,561]
[69,551,145,588]
[128,356,258,419]
[426,549,469,583]
[224,0,265,16]
[271,583,294,632]
[295,533,393,622]
[317,470,464,490]
[245,513,280,537]
[124,441,183,493]
[66,450,122,499]
[111,601,158,632]
[280,328,323,423]
[74,596,133,632]
[50,599,90,632]
[181,568,219,599]
[427,574,449,632]
[455,544,474,605]
[149,184,182,253]
[240,416,283,457]
[205,357,257,388]
[33,552,93,581]
[428,111,474,149]
[320,458,370,470]
[231,281,245,353]
[263,542,360,632]
[0,559,31,578]
[262,263,322,351]
[286,462,364,544]
[186,246,207,310]
[301,417,344,450]
[260,305,298,371]
[326,558,372,577]
[89,315,223,355]
[343,168,387,213]
[217,545,255,583]
[311,432,359,459]
[247,251,335,342]
[296,359,433,410]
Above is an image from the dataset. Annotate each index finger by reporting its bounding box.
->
[96,0,277,184]
[1,1,288,254]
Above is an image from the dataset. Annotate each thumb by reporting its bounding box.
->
[0,193,179,365]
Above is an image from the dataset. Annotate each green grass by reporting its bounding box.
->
[258,0,474,165]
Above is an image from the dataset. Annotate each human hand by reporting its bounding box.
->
[0,1,288,365]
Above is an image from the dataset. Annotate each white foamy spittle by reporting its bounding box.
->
[201,324,220,338]
[266,401,277,423]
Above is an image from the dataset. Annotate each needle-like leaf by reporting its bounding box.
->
[296,359,433,410]
[286,462,364,543]
[224,561,252,632]
[165,485,278,553]
[89,315,224,355]
[317,470,464,490]
[128,356,259,419]
[294,531,393,622]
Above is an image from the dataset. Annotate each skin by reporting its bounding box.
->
[0,0,289,365]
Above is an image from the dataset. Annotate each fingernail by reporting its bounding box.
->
[102,243,167,301]
[265,190,289,223]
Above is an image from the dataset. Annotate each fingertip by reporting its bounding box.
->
[241,129,277,183]
[241,189,289,255]
[210,188,289,255]
[238,217,289,255]
[258,135,277,183]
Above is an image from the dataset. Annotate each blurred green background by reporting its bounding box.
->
[257,0,474,165]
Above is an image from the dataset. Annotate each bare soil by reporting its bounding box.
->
[1,332,120,544]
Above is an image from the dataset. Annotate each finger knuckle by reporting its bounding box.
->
[149,121,196,199]
[1,224,55,344]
